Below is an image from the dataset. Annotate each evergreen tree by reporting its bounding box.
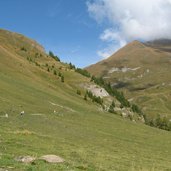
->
[108,101,115,113]
[53,70,57,75]
[61,75,64,82]
[76,90,81,95]
[108,104,115,113]
[58,72,62,77]
[111,100,115,108]
[84,94,87,101]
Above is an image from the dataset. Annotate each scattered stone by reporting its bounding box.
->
[0,168,8,171]
[121,112,127,118]
[0,114,8,118]
[20,110,25,116]
[15,156,36,163]
[40,155,64,163]
[138,116,145,123]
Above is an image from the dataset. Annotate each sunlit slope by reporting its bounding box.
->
[0,29,171,171]
[86,40,171,118]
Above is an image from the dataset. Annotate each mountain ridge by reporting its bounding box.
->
[86,39,171,119]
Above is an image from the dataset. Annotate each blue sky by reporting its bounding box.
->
[1,0,170,67]
[0,0,108,68]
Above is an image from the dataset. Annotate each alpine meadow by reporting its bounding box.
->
[0,0,171,171]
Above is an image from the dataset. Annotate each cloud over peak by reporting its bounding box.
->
[87,0,171,58]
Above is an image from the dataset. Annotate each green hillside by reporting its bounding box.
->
[86,40,171,120]
[0,29,171,171]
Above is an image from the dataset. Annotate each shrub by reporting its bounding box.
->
[91,76,130,107]
[58,72,62,77]
[49,51,60,61]
[61,75,64,83]
[145,115,171,131]
[131,104,143,115]
[69,62,76,69]
[108,104,115,113]
[75,68,91,77]
[35,52,39,58]
[86,90,103,105]
[35,62,40,66]
[84,94,87,101]
[108,101,115,113]
[53,70,57,75]
[76,90,81,95]
[21,47,27,51]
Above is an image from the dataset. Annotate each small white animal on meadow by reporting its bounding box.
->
[20,111,25,116]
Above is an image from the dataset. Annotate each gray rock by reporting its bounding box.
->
[15,156,36,163]
[40,154,64,163]
[0,169,8,171]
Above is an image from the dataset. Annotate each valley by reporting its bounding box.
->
[0,29,171,171]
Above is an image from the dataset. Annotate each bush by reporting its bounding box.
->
[35,62,40,66]
[145,115,171,131]
[108,101,115,113]
[111,100,115,108]
[75,68,91,78]
[131,104,143,115]
[49,51,60,61]
[84,94,87,101]
[35,52,39,58]
[108,104,115,113]
[21,47,27,51]
[58,72,62,77]
[69,62,76,69]
[91,76,130,108]
[86,90,103,105]
[61,75,64,83]
[53,70,57,75]
[76,90,81,95]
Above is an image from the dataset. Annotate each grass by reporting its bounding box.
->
[0,29,171,171]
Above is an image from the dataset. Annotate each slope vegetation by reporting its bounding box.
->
[0,29,171,171]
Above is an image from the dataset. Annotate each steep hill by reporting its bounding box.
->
[86,40,171,119]
[0,29,171,171]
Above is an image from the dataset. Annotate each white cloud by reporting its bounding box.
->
[98,29,126,58]
[97,50,111,59]
[87,0,171,58]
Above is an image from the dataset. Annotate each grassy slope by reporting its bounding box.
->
[86,41,171,118]
[0,30,171,171]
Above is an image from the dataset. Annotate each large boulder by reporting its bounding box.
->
[40,154,64,163]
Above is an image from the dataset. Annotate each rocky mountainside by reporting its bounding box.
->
[86,40,171,119]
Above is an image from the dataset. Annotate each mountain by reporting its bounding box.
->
[0,29,171,171]
[86,40,171,119]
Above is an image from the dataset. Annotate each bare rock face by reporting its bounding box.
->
[15,156,36,163]
[40,155,64,163]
